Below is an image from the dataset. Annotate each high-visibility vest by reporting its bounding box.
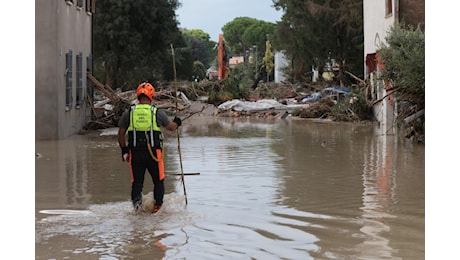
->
[127,104,163,148]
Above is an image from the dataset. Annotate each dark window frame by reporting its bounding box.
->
[85,0,96,14]
[385,0,393,16]
[65,50,73,111]
[76,52,83,108]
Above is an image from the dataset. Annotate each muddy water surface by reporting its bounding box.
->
[35,116,425,259]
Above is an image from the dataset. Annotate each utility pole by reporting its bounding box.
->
[253,45,258,79]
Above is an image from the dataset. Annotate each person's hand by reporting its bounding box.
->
[123,153,130,162]
[121,147,130,163]
[173,116,182,127]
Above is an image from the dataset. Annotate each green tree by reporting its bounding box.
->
[242,21,277,52]
[169,42,194,81]
[262,40,274,81]
[243,21,277,79]
[182,29,217,68]
[192,61,206,81]
[222,17,276,56]
[93,0,182,90]
[222,17,258,54]
[378,23,425,108]
[272,0,363,83]
[222,17,277,80]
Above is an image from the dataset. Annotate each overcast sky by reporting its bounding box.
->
[175,0,283,42]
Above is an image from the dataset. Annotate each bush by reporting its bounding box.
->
[378,23,425,107]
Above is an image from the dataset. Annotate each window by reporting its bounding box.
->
[76,52,83,108]
[65,50,73,111]
[77,0,83,9]
[86,0,96,14]
[385,0,392,16]
[65,0,74,5]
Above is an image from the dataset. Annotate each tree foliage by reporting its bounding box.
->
[262,40,274,79]
[221,17,277,84]
[223,65,250,100]
[378,23,425,107]
[93,0,184,90]
[171,43,194,82]
[272,0,364,83]
[182,29,216,68]
[222,17,258,54]
[192,61,206,81]
[222,17,276,56]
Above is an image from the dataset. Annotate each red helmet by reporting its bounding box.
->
[136,82,155,101]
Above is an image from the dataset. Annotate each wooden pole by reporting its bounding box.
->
[171,43,188,205]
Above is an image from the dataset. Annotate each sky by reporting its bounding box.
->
[175,0,283,42]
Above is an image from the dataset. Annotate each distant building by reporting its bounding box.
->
[229,56,244,68]
[36,0,95,140]
[274,51,288,83]
[363,0,424,134]
[207,67,218,80]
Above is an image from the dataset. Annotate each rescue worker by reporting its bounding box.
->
[117,82,182,213]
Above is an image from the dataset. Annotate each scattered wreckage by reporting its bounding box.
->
[84,74,366,131]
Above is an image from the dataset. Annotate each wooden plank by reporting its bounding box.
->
[168,173,201,176]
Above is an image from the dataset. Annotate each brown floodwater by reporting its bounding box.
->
[35,116,425,259]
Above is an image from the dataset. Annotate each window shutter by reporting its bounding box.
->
[76,52,83,107]
[66,50,73,109]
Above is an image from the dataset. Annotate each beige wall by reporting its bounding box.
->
[36,0,93,140]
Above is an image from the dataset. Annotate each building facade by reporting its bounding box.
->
[274,51,288,84]
[36,0,95,140]
[363,0,424,134]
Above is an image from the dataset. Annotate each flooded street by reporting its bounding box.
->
[35,116,425,259]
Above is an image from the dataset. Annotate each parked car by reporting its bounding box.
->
[321,87,349,103]
[301,92,321,103]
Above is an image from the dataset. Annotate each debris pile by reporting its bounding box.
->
[83,75,372,131]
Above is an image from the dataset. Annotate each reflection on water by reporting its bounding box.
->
[359,133,397,259]
[36,117,424,259]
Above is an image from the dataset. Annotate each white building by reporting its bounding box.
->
[363,0,424,135]
[274,51,288,83]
